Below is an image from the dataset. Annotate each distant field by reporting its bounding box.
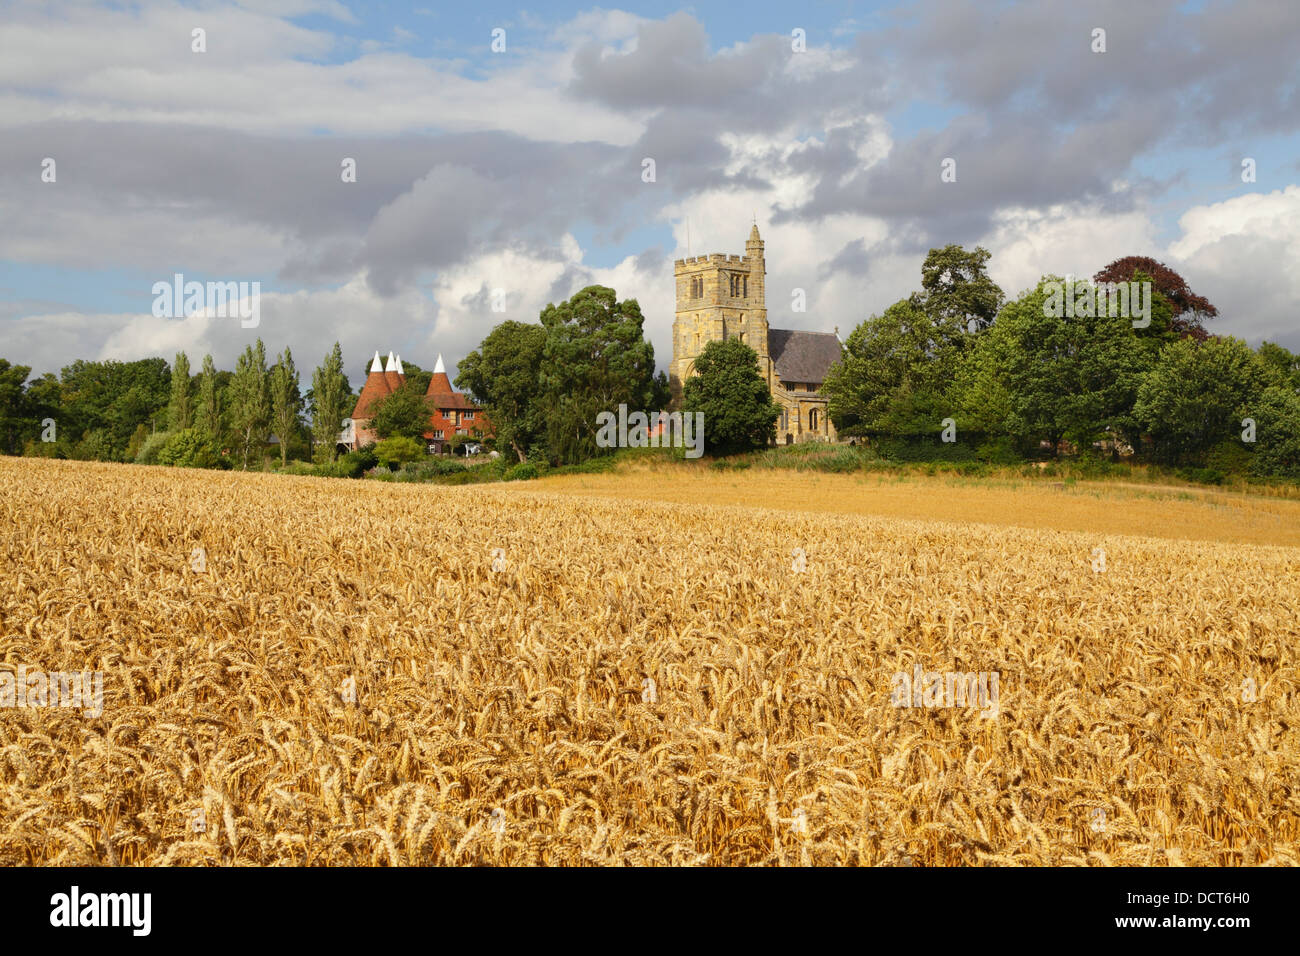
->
[535,463,1300,548]
[1,457,1296,866]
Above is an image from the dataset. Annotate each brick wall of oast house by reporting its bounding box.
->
[349,367,396,451]
[422,371,492,443]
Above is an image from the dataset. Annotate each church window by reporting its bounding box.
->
[810,408,820,431]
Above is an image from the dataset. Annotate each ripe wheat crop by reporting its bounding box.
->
[0,457,1296,865]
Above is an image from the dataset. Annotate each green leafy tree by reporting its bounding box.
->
[228,339,271,469]
[196,354,223,444]
[824,297,959,438]
[372,381,432,440]
[167,351,193,431]
[682,339,780,455]
[373,435,425,468]
[399,361,433,397]
[22,372,64,452]
[310,343,348,464]
[0,359,33,455]
[1248,386,1300,479]
[538,286,658,465]
[125,422,150,462]
[1134,336,1264,464]
[57,357,170,460]
[456,321,548,463]
[157,428,219,468]
[952,277,1167,454]
[269,347,301,467]
[1257,342,1300,393]
[919,244,1004,335]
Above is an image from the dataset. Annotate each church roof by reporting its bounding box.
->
[768,329,842,384]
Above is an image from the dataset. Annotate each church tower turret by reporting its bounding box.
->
[670,222,770,406]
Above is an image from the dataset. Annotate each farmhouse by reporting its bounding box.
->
[345,351,489,454]
[670,224,842,444]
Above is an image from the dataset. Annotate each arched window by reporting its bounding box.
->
[809,409,819,431]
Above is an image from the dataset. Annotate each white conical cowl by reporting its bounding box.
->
[370,351,383,373]
[385,351,397,372]
[433,353,445,374]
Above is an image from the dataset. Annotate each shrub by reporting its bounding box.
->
[156,428,219,468]
[135,431,172,465]
[1177,466,1226,486]
[505,462,539,481]
[1205,440,1253,476]
[374,436,425,470]
[976,436,1020,465]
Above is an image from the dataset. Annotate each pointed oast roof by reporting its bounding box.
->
[426,352,455,398]
[353,350,394,420]
[383,350,403,391]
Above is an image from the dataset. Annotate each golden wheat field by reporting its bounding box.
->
[1,456,1297,866]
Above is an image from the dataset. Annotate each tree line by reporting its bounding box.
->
[3,252,1297,482]
[822,247,1300,480]
[1,341,355,470]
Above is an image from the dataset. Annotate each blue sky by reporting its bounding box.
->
[2,0,1298,380]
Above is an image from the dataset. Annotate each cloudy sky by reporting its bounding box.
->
[2,0,1298,385]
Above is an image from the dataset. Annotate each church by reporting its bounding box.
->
[670,224,841,444]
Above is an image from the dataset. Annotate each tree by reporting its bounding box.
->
[156,428,219,468]
[538,286,658,465]
[228,339,271,469]
[269,347,301,467]
[1249,386,1300,479]
[682,339,780,455]
[1134,336,1263,465]
[0,359,33,455]
[310,343,348,464]
[951,277,1166,454]
[456,321,548,463]
[168,351,193,431]
[372,381,432,441]
[57,357,170,460]
[919,244,1004,335]
[1257,341,1300,393]
[196,354,223,443]
[1094,256,1218,340]
[22,372,63,453]
[824,297,961,439]
[398,361,433,397]
[373,435,424,469]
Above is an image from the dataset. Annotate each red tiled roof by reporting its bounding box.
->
[351,370,392,420]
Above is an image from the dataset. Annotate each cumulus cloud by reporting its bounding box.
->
[1,0,1297,381]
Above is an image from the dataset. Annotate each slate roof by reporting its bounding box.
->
[767,329,842,385]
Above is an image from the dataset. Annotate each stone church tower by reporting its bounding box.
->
[670,223,771,404]
[670,223,841,444]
